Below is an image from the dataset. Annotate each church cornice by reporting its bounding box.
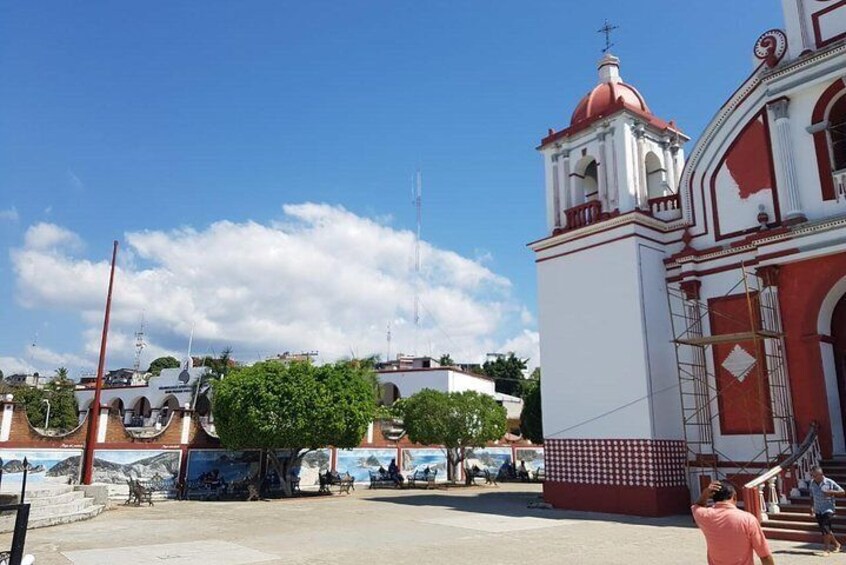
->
[528,211,686,253]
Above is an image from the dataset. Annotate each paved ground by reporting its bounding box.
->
[2,484,835,564]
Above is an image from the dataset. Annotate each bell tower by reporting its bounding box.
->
[539,53,688,234]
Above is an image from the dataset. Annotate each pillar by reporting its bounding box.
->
[768,98,805,222]
[0,396,14,442]
[551,154,562,230]
[602,128,617,209]
[558,150,572,227]
[662,140,676,193]
[597,130,609,210]
[634,124,648,209]
[180,405,193,445]
[96,405,109,443]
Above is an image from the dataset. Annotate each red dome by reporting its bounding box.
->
[570,80,650,125]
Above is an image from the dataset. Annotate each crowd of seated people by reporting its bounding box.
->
[496,460,531,482]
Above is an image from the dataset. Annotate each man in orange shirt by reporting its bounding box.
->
[692,480,775,565]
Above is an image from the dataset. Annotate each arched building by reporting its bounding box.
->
[532,0,846,517]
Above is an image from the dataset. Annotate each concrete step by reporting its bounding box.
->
[764,519,846,534]
[23,489,84,508]
[768,511,846,525]
[18,505,104,532]
[762,527,821,543]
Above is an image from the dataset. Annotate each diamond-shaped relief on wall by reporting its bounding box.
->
[721,344,757,382]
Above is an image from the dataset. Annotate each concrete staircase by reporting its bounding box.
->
[762,457,846,543]
[0,485,104,532]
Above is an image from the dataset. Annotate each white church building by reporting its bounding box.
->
[533,0,846,516]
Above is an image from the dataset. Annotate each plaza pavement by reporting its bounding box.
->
[3,483,832,564]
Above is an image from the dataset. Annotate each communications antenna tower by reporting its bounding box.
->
[133,312,146,373]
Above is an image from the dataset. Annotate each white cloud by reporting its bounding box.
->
[0,357,37,376]
[10,203,537,369]
[0,207,19,222]
[500,329,541,372]
[22,223,83,251]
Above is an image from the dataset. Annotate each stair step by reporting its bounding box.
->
[762,527,823,543]
[764,519,846,533]
[23,490,85,507]
[768,512,846,525]
[21,505,104,531]
[2,484,75,500]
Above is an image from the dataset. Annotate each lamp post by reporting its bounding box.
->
[41,398,51,430]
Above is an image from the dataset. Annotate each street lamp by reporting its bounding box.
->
[41,398,51,430]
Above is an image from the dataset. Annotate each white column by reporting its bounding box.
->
[180,406,192,444]
[634,124,648,208]
[558,151,571,228]
[603,128,617,209]
[768,99,804,221]
[0,399,14,442]
[662,141,676,193]
[551,155,562,230]
[597,131,608,211]
[97,406,109,443]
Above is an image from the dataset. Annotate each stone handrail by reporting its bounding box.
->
[743,422,820,523]
[564,200,603,230]
[648,193,680,214]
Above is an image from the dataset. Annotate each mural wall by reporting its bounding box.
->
[335,448,397,483]
[401,448,447,481]
[185,450,261,491]
[514,447,544,473]
[0,449,82,491]
[93,449,181,495]
[464,447,512,474]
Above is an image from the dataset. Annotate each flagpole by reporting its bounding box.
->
[81,240,118,485]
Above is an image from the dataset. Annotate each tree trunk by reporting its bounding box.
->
[446,447,462,483]
[266,448,305,498]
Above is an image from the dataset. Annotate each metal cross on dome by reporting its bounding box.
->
[598,19,619,54]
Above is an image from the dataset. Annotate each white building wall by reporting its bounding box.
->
[377,369,494,400]
[639,244,684,440]
[538,235,655,440]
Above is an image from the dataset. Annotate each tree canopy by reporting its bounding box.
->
[438,354,454,367]
[213,360,376,496]
[17,371,79,432]
[482,353,529,397]
[148,356,180,376]
[400,389,506,481]
[520,378,543,444]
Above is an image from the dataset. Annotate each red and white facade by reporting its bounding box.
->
[532,0,846,516]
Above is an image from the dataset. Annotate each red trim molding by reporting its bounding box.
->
[812,1,846,48]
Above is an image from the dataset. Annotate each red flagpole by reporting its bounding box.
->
[81,241,118,485]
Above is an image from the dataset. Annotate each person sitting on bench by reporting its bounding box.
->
[388,458,404,486]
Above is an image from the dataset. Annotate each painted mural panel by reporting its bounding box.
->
[464,447,512,474]
[0,449,82,491]
[185,450,261,488]
[401,448,447,481]
[514,447,544,473]
[266,449,331,491]
[334,448,397,484]
[711,111,778,239]
[93,450,181,492]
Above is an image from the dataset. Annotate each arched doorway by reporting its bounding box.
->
[831,294,846,452]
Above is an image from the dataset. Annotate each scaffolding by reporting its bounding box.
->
[667,265,796,488]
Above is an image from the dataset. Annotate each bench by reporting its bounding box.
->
[368,470,401,489]
[319,471,355,495]
[464,467,497,486]
[124,478,154,506]
[532,468,545,482]
[264,472,301,495]
[180,478,228,501]
[407,469,438,489]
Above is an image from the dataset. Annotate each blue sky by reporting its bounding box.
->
[0,1,781,377]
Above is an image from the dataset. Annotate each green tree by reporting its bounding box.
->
[438,354,454,367]
[213,360,376,497]
[482,353,528,397]
[148,356,180,376]
[520,377,543,444]
[17,374,79,432]
[400,389,507,481]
